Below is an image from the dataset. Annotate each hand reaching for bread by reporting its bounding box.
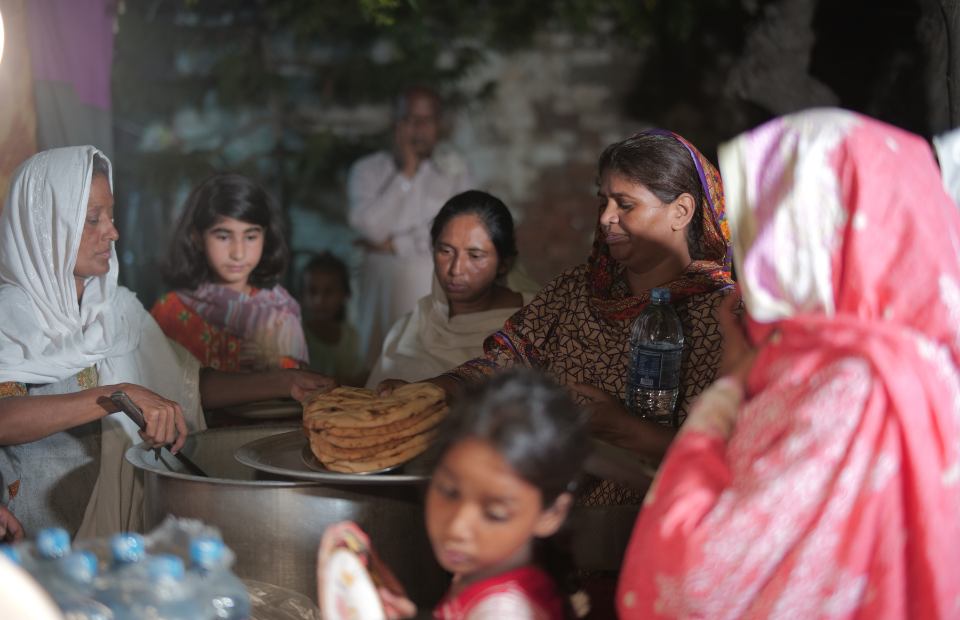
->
[376,379,409,397]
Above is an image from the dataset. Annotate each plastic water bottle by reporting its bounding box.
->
[189,537,251,620]
[37,527,72,563]
[626,287,684,425]
[2,540,40,576]
[106,533,148,577]
[94,533,149,619]
[61,550,101,597]
[132,554,209,620]
[50,551,114,620]
[34,527,73,586]
[0,543,20,564]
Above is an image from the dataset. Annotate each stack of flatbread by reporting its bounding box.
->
[303,383,448,473]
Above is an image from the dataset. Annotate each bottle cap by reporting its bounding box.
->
[650,287,671,303]
[189,536,224,567]
[148,554,185,580]
[110,533,145,563]
[0,545,20,565]
[37,527,71,559]
[63,550,99,583]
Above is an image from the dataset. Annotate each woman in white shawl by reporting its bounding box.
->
[0,147,335,540]
[366,191,541,388]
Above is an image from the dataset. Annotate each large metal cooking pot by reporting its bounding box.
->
[126,426,447,609]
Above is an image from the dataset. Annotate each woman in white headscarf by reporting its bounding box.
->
[0,147,335,540]
[365,190,541,388]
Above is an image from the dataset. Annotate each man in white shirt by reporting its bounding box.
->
[349,86,474,367]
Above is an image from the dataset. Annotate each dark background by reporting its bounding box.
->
[109,0,953,307]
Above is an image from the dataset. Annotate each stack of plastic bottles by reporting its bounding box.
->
[0,523,251,620]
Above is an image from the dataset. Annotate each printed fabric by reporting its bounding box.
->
[0,367,101,539]
[617,109,960,619]
[152,285,306,371]
[442,131,734,505]
[434,566,564,620]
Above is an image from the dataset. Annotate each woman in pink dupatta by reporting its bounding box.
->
[617,108,960,619]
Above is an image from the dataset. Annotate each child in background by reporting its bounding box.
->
[426,371,590,620]
[152,173,308,372]
[300,253,364,385]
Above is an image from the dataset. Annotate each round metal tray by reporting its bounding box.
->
[221,399,302,419]
[234,430,432,484]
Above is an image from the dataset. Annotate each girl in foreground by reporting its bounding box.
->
[617,110,960,617]
[349,372,588,619]
[152,173,308,372]
[424,371,589,619]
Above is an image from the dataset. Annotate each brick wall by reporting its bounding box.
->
[452,32,644,285]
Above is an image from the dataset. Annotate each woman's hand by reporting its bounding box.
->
[571,382,678,464]
[119,384,189,454]
[0,505,24,543]
[286,371,338,402]
[717,293,758,385]
[571,382,620,405]
[376,379,409,397]
[572,383,632,441]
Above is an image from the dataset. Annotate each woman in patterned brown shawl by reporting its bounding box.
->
[379,131,735,499]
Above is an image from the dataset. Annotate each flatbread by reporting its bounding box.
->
[310,429,437,464]
[323,440,432,474]
[320,408,446,448]
[303,383,445,430]
[311,431,416,461]
[320,402,446,438]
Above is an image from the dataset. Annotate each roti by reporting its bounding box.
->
[310,429,437,464]
[320,402,446,438]
[303,383,445,430]
[320,408,446,448]
[323,440,432,474]
[311,431,413,461]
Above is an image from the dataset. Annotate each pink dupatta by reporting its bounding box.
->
[617,109,960,619]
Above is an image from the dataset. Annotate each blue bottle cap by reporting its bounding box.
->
[36,527,71,559]
[63,550,99,583]
[110,533,145,563]
[148,554,185,580]
[189,536,224,567]
[650,287,671,303]
[0,544,20,565]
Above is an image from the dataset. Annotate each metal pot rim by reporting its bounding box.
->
[125,427,321,487]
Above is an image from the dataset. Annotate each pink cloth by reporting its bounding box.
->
[24,0,115,110]
[617,110,960,619]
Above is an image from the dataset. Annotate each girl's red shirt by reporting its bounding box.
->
[433,566,564,620]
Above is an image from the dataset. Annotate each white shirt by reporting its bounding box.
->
[347,148,474,366]
[348,149,474,258]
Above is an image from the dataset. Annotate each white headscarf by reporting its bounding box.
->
[0,146,142,384]
[934,126,960,209]
[0,147,205,537]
